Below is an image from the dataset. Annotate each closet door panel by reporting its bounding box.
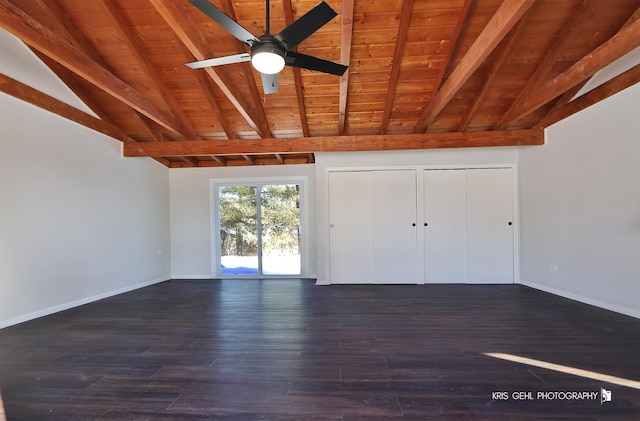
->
[423,170,467,283]
[371,170,417,284]
[466,168,514,284]
[328,172,372,284]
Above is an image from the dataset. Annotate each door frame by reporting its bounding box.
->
[210,176,309,278]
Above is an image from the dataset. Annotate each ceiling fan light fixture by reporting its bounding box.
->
[251,42,286,74]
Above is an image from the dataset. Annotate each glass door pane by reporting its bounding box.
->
[219,185,259,275]
[260,184,301,275]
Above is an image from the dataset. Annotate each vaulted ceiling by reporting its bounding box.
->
[1,0,639,167]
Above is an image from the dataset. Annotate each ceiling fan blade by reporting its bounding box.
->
[260,72,279,95]
[274,1,336,50]
[285,51,348,76]
[186,53,251,69]
[189,0,258,45]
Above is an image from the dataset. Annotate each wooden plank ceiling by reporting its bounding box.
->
[1,0,639,167]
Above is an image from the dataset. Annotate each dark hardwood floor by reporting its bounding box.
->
[0,280,638,420]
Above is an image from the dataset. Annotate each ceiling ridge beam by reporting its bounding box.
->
[0,0,183,135]
[338,0,355,136]
[539,63,640,128]
[0,72,134,143]
[149,0,272,139]
[379,0,414,135]
[498,17,640,127]
[494,0,599,130]
[457,8,531,131]
[123,129,544,157]
[415,0,535,133]
[97,0,200,140]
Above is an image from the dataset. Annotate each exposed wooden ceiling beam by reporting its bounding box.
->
[34,0,183,145]
[211,156,227,166]
[338,0,355,135]
[31,52,113,122]
[415,0,535,132]
[539,63,640,127]
[380,0,413,135]
[133,113,166,143]
[458,9,530,131]
[538,5,640,127]
[0,73,133,143]
[218,0,269,131]
[499,17,640,126]
[132,114,197,167]
[0,0,183,135]
[181,156,200,167]
[494,0,599,130]
[97,0,200,140]
[33,0,101,62]
[283,0,309,136]
[242,154,256,165]
[169,154,311,168]
[435,0,477,93]
[149,0,271,138]
[123,129,543,157]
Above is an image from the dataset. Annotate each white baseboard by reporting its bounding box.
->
[519,279,640,319]
[0,276,170,329]
[171,275,213,280]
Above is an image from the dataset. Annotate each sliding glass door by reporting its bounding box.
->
[217,182,301,276]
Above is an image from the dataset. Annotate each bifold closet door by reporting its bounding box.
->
[371,170,417,284]
[328,171,372,284]
[466,168,514,284]
[423,170,466,283]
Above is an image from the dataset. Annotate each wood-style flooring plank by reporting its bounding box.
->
[0,280,638,420]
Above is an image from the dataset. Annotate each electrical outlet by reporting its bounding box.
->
[156,250,162,255]
[550,265,558,272]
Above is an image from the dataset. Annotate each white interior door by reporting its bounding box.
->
[424,170,467,283]
[466,168,514,283]
[371,170,417,284]
[328,171,372,284]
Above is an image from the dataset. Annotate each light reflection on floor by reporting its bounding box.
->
[485,352,640,389]
[0,388,6,421]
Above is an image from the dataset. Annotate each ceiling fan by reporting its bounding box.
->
[186,0,348,95]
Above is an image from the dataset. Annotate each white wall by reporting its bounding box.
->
[0,30,171,328]
[169,165,316,278]
[314,147,520,284]
[519,83,640,318]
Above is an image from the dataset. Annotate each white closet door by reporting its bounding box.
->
[466,168,514,284]
[328,171,372,284]
[371,170,417,284]
[423,169,467,283]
